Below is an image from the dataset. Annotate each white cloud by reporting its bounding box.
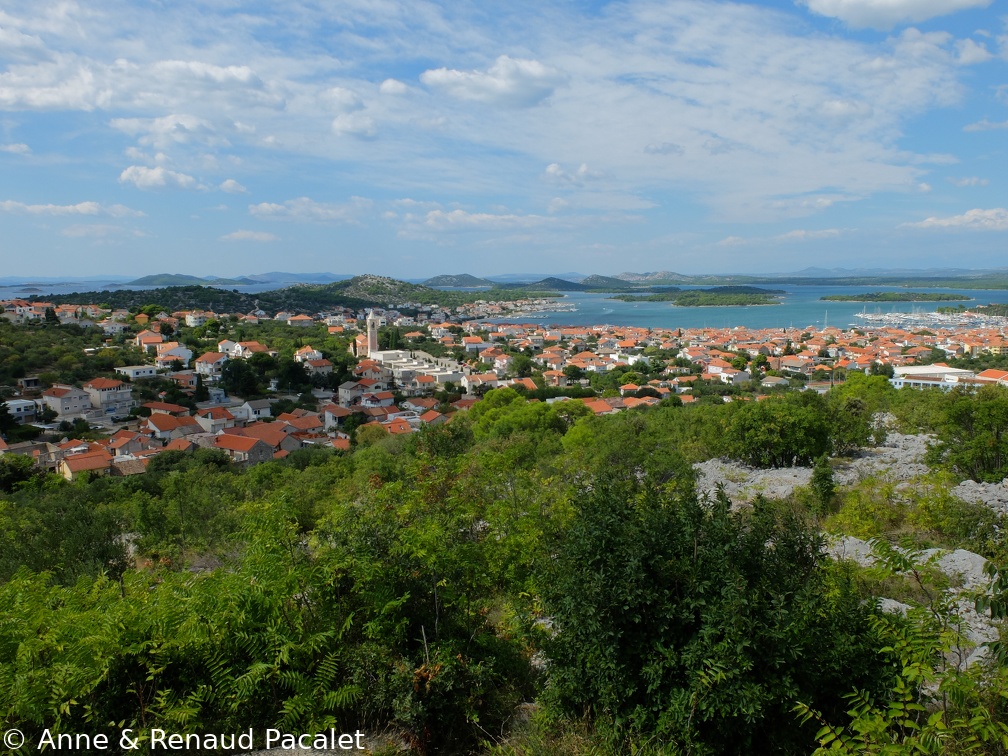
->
[1,200,104,215]
[62,224,143,238]
[544,163,602,185]
[644,142,685,156]
[111,114,226,149]
[119,165,199,190]
[956,38,993,64]
[0,143,30,154]
[0,199,142,217]
[421,209,554,231]
[776,228,842,241]
[331,112,376,138]
[219,178,247,194]
[321,87,363,112]
[909,207,1008,229]
[421,55,566,107]
[950,176,989,186]
[249,196,372,223]
[918,182,933,192]
[379,78,408,95]
[801,0,991,29]
[716,236,748,247]
[221,230,278,242]
[150,60,262,87]
[964,119,1008,131]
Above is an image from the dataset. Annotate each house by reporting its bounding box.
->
[305,359,333,376]
[115,365,158,381]
[294,345,323,363]
[419,410,447,426]
[224,423,301,454]
[322,404,352,430]
[143,413,202,441]
[145,401,189,417]
[462,373,499,394]
[288,314,315,327]
[135,330,164,352]
[155,343,193,369]
[195,352,228,381]
[195,406,236,434]
[108,430,149,457]
[3,399,37,424]
[41,384,93,419]
[60,450,113,481]
[83,377,134,417]
[213,434,274,466]
[233,399,272,422]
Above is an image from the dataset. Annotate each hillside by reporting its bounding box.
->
[45,275,555,315]
[422,273,495,288]
[128,273,251,286]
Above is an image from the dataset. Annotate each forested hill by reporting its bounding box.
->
[43,275,554,315]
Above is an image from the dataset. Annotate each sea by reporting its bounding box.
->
[4,281,1008,331]
[497,286,1008,331]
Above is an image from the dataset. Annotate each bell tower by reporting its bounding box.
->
[366,311,379,356]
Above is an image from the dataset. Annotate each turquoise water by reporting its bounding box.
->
[508,286,1008,330]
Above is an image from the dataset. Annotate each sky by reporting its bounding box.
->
[1,0,1007,279]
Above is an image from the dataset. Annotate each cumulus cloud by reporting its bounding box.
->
[776,228,842,241]
[119,165,200,190]
[0,200,105,215]
[421,209,554,231]
[800,0,991,29]
[544,162,602,184]
[150,60,262,87]
[950,176,989,186]
[964,119,1008,131]
[321,87,363,112]
[249,196,372,223]
[644,142,685,156]
[956,38,993,64]
[111,114,226,149]
[0,143,30,154]
[219,178,247,193]
[379,78,408,95]
[908,207,1008,229]
[221,230,278,241]
[62,224,144,238]
[0,199,142,217]
[331,112,376,138]
[421,55,566,107]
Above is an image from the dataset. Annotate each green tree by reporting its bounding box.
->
[541,475,890,753]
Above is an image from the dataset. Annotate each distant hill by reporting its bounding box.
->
[616,271,694,283]
[422,274,495,288]
[580,274,639,291]
[129,273,251,286]
[513,277,588,292]
[484,272,587,284]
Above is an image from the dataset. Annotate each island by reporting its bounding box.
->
[611,285,785,306]
[819,292,972,302]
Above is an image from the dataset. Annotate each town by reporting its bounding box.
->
[3,290,1007,479]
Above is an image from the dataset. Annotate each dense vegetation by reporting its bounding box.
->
[820,292,972,302]
[44,276,558,316]
[611,286,784,307]
[5,371,1008,753]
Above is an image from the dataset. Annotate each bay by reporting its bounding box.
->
[492,286,1008,330]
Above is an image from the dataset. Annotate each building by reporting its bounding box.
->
[83,378,135,417]
[41,385,93,420]
[2,399,37,424]
[115,365,158,380]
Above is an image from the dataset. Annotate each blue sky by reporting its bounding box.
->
[1,0,1006,279]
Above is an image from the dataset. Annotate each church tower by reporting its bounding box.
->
[366,311,379,356]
